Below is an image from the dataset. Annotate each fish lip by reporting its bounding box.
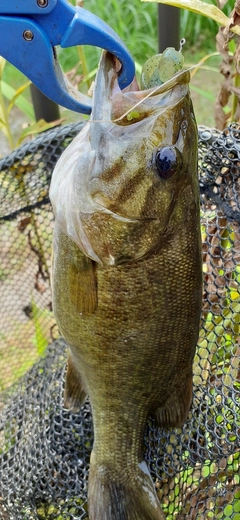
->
[91,52,121,120]
[94,50,191,98]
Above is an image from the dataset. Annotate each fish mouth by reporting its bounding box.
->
[92,51,191,124]
[91,52,121,122]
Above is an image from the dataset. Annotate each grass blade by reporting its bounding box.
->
[1,81,34,120]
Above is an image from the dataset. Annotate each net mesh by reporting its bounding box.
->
[0,122,239,520]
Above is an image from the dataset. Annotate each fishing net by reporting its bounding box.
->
[0,121,239,520]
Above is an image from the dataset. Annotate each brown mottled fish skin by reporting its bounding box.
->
[50,52,202,520]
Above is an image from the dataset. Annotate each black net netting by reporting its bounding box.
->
[0,122,239,520]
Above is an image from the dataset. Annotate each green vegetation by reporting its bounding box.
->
[0,58,63,150]
[0,0,234,153]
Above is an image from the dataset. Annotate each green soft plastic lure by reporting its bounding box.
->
[140,38,186,89]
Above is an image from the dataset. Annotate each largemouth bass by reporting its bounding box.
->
[50,51,202,520]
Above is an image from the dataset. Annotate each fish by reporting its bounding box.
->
[50,51,202,520]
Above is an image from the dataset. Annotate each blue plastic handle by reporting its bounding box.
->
[0,0,57,15]
[0,0,135,114]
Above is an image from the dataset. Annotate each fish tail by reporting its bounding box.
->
[88,455,166,520]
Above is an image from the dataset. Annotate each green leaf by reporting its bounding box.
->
[202,462,210,477]
[7,81,31,114]
[142,0,240,36]
[1,81,34,120]
[135,61,143,75]
[16,118,64,146]
[31,299,49,357]
[224,505,233,516]
[81,66,98,84]
[0,119,8,138]
[188,51,220,78]
[0,57,6,79]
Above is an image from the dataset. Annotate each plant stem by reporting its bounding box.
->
[77,46,91,89]
[0,84,14,149]
[231,72,240,122]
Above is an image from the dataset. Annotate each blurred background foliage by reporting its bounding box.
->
[0,0,238,155]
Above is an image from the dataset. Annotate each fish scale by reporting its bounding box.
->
[50,51,202,520]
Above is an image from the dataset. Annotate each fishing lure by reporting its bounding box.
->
[140,38,186,89]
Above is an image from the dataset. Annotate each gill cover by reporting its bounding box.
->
[50,52,195,265]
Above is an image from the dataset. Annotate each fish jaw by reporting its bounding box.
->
[90,52,120,124]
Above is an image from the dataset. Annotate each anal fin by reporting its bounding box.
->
[155,375,193,429]
[64,352,87,412]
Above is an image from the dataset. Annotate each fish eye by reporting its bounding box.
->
[155,146,182,179]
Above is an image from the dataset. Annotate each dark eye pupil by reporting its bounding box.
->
[155,146,179,179]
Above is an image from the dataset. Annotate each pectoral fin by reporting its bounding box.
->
[68,240,98,315]
[64,352,87,412]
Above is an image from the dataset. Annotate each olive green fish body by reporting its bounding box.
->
[50,52,202,520]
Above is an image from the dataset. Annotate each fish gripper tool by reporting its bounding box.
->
[0,0,135,114]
